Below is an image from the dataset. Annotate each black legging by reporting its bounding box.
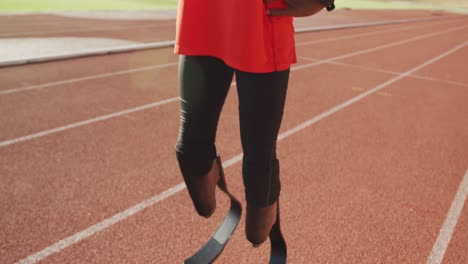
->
[175,55,290,208]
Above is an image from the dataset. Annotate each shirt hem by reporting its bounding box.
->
[174,44,296,73]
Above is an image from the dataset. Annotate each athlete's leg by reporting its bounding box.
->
[175,55,234,217]
[235,68,290,244]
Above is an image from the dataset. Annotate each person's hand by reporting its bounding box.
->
[265,0,326,17]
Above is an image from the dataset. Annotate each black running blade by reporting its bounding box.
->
[184,198,241,264]
[184,156,242,264]
[269,201,287,264]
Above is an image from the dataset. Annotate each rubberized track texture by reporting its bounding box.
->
[0,9,467,264]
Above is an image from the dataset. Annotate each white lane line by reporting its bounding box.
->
[292,25,467,71]
[15,183,187,264]
[293,16,453,33]
[298,55,468,88]
[1,25,466,149]
[279,41,468,140]
[15,40,468,264]
[0,62,178,95]
[1,18,458,96]
[427,168,468,264]
[0,97,178,148]
[294,19,445,47]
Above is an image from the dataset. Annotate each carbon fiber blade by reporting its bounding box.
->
[184,156,242,264]
[269,201,287,264]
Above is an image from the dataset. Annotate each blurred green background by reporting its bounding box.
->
[0,0,466,13]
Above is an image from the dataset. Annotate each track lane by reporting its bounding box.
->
[291,9,458,29]
[1,16,466,264]
[416,45,468,85]
[230,72,467,264]
[35,50,468,264]
[0,18,460,92]
[441,202,468,264]
[5,42,466,264]
[337,23,468,73]
[1,20,466,144]
[0,23,175,39]
[0,15,176,41]
[3,38,426,261]
[0,48,179,93]
[295,18,468,60]
[298,57,468,89]
[292,18,448,44]
[0,103,187,264]
[0,21,435,94]
[0,64,180,141]
[2,64,385,263]
[0,15,173,36]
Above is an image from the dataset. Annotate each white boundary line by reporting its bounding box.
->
[298,55,468,88]
[287,25,467,71]
[0,62,179,95]
[0,16,457,67]
[1,25,466,148]
[0,97,179,147]
[15,39,468,264]
[427,168,468,264]
[14,183,187,264]
[295,23,422,47]
[2,18,454,96]
[293,16,450,33]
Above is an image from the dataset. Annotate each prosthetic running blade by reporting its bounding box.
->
[184,157,287,263]
[268,201,287,264]
[184,157,242,264]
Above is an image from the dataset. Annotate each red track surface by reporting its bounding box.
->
[0,10,467,264]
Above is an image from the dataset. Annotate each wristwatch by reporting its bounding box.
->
[320,0,335,11]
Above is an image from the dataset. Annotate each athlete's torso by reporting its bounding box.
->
[175,0,296,73]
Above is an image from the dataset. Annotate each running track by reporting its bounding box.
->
[0,12,467,264]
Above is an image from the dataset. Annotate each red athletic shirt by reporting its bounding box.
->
[175,0,297,73]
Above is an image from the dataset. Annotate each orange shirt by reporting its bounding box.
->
[175,0,297,73]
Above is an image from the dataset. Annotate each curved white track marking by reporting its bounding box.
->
[1,19,450,96]
[278,42,467,140]
[291,26,467,71]
[0,25,466,149]
[0,98,178,148]
[0,62,178,95]
[294,20,438,47]
[14,38,468,264]
[15,183,187,264]
[427,168,468,264]
[293,17,449,33]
